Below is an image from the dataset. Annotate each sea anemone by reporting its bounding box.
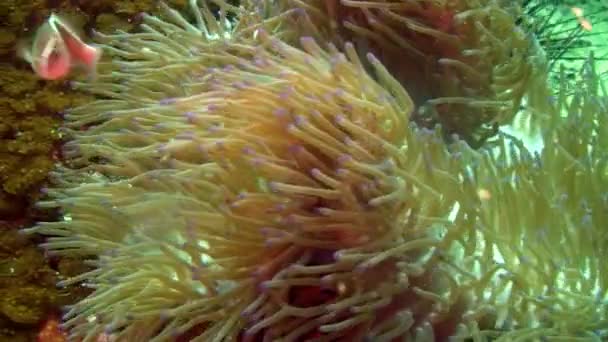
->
[24,0,608,341]
[25,1,472,339]
[451,56,608,340]
[258,0,550,147]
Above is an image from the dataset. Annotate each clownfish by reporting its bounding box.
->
[17,13,102,80]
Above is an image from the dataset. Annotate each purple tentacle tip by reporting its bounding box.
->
[288,144,304,154]
[337,154,352,164]
[334,113,346,125]
[273,108,288,117]
[294,8,306,16]
[242,146,254,155]
[159,97,176,105]
[184,111,196,122]
[366,52,378,63]
[294,115,307,127]
[268,181,279,193]
[300,36,314,44]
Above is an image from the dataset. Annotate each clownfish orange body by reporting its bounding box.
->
[18,13,102,80]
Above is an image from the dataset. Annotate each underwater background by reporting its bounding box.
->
[0,0,607,341]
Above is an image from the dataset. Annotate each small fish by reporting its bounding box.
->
[571,7,592,32]
[18,13,102,80]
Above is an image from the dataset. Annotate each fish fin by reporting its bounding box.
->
[50,13,101,68]
[49,13,86,46]
[15,38,33,63]
[50,13,87,37]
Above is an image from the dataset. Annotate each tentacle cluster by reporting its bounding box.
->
[260,0,549,147]
[28,2,474,340]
